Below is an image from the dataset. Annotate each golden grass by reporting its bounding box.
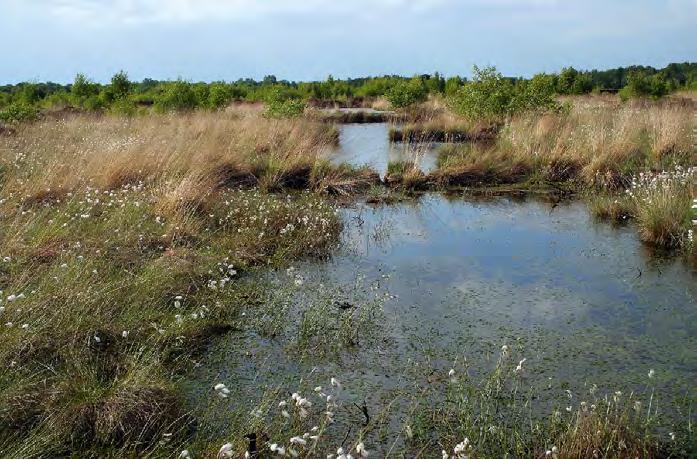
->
[0,108,340,204]
[392,96,693,190]
[492,102,695,188]
[389,97,487,143]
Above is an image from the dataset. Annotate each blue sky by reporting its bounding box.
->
[1,0,695,84]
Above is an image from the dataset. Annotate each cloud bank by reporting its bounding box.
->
[32,0,563,25]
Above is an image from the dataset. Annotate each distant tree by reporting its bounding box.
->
[70,73,100,108]
[110,71,132,100]
[557,67,579,94]
[425,72,446,93]
[262,75,278,86]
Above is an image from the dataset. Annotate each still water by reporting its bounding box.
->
[194,194,696,444]
[329,123,442,176]
[192,124,696,450]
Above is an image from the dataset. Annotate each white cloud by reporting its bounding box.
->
[39,0,562,25]
[43,0,437,24]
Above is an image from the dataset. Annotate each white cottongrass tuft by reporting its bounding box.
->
[217,443,233,459]
[214,383,231,398]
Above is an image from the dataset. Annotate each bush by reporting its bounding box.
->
[110,71,132,100]
[557,67,593,94]
[83,95,105,111]
[619,71,669,101]
[41,92,73,109]
[449,66,515,121]
[385,78,428,109]
[155,80,199,112]
[450,66,559,122]
[265,99,306,118]
[510,73,559,114]
[0,102,38,124]
[264,88,305,118]
[208,83,234,110]
[192,84,210,108]
[71,73,100,108]
[16,83,41,105]
[109,98,139,117]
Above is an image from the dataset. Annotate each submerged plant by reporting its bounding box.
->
[202,345,694,458]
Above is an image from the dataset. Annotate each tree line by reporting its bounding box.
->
[1,62,695,122]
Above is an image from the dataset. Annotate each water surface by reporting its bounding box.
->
[194,194,697,449]
[330,123,442,177]
[193,125,697,450]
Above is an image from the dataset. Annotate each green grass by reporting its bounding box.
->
[0,185,342,456]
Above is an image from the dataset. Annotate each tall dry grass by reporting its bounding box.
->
[495,102,695,188]
[391,97,694,190]
[0,109,360,205]
[389,97,487,143]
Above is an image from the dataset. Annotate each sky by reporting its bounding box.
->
[1,0,696,84]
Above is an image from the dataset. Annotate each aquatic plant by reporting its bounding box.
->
[193,346,693,457]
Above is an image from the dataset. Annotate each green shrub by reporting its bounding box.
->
[264,88,305,118]
[192,84,210,108]
[557,67,593,94]
[71,73,100,108]
[109,98,139,117]
[41,91,72,109]
[155,80,198,112]
[449,66,515,121]
[16,83,41,105]
[110,70,132,100]
[0,102,38,124]
[450,66,559,122]
[83,95,105,111]
[510,73,559,114]
[385,77,428,108]
[208,83,234,110]
[265,99,306,118]
[444,76,466,96]
[619,71,669,101]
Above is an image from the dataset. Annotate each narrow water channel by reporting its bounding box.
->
[329,123,442,177]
